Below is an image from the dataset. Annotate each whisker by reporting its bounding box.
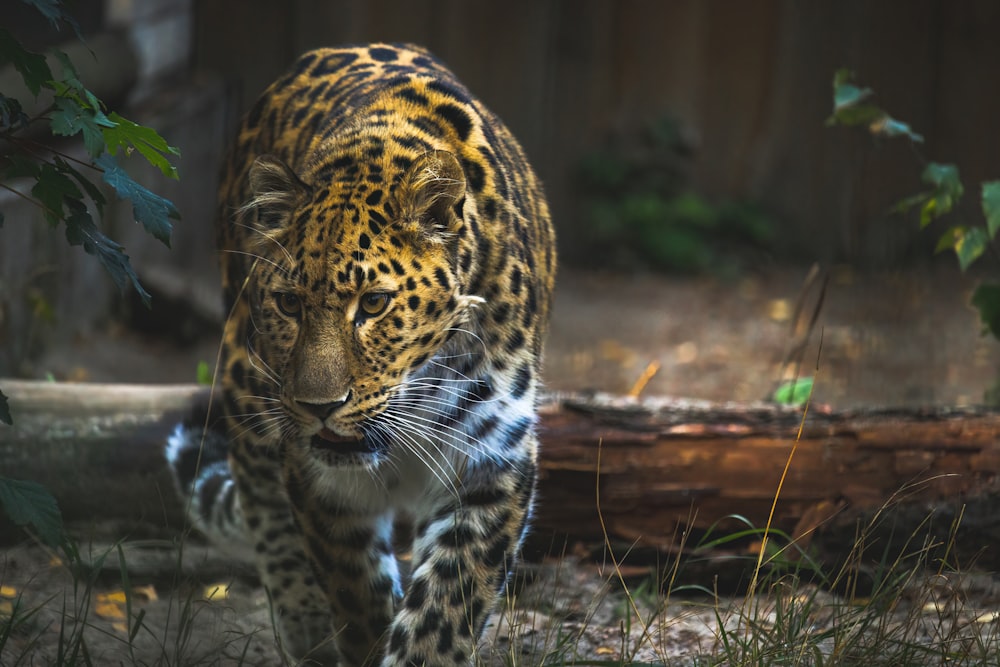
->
[400,381,505,406]
[442,326,490,353]
[221,248,290,277]
[231,221,296,268]
[247,343,281,386]
[380,402,513,466]
[368,414,459,497]
[230,413,288,441]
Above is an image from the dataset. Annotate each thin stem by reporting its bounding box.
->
[2,132,104,173]
[0,181,61,219]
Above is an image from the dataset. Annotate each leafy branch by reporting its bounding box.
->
[0,0,183,426]
[0,0,182,549]
[1,2,181,313]
[827,68,1000,340]
[0,475,66,548]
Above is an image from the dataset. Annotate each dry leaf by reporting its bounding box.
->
[132,584,158,602]
[203,583,230,601]
[628,360,660,396]
[768,299,790,322]
[98,590,128,604]
[94,590,127,620]
[95,601,126,620]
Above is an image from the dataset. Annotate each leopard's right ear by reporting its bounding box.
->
[245,154,311,231]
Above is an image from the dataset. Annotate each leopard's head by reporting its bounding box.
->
[241,149,479,466]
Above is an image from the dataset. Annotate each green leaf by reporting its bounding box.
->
[51,51,111,123]
[103,112,181,179]
[31,162,83,224]
[937,225,988,271]
[871,116,924,143]
[3,153,41,180]
[0,476,65,547]
[58,157,107,217]
[827,69,924,143]
[982,181,1000,240]
[914,163,964,228]
[922,162,963,194]
[826,69,884,129]
[934,226,966,254]
[196,361,213,385]
[51,50,83,93]
[773,377,814,406]
[920,196,951,229]
[972,283,1000,340]
[50,96,109,157]
[46,88,77,125]
[64,200,152,306]
[0,388,11,425]
[0,28,54,96]
[22,0,82,37]
[831,69,873,114]
[0,93,29,132]
[833,82,873,111]
[826,104,885,128]
[831,68,853,89]
[894,191,931,216]
[955,226,988,272]
[97,153,177,247]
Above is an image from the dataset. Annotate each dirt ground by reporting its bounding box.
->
[33,264,1000,408]
[5,264,1000,665]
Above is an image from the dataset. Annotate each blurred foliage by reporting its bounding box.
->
[1,0,179,544]
[0,0,180,314]
[828,70,1000,349]
[0,0,181,424]
[576,115,774,274]
[0,476,65,547]
[772,377,814,406]
[825,69,924,143]
[196,360,213,386]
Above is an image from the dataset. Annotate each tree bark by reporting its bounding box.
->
[534,393,1000,569]
[2,380,998,566]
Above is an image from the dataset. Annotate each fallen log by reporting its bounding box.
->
[0,381,205,533]
[535,394,1000,570]
[2,380,998,567]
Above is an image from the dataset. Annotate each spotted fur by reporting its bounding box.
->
[167,43,555,666]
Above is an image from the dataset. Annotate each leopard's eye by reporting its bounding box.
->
[357,292,391,320]
[274,291,302,318]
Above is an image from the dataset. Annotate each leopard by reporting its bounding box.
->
[166,42,555,666]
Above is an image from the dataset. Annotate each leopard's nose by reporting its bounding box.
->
[295,391,350,420]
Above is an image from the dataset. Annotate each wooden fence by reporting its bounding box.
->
[195,0,1000,266]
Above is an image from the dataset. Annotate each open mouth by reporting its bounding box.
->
[310,428,378,455]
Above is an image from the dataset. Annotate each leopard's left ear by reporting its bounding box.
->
[396,150,466,243]
[245,154,311,232]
